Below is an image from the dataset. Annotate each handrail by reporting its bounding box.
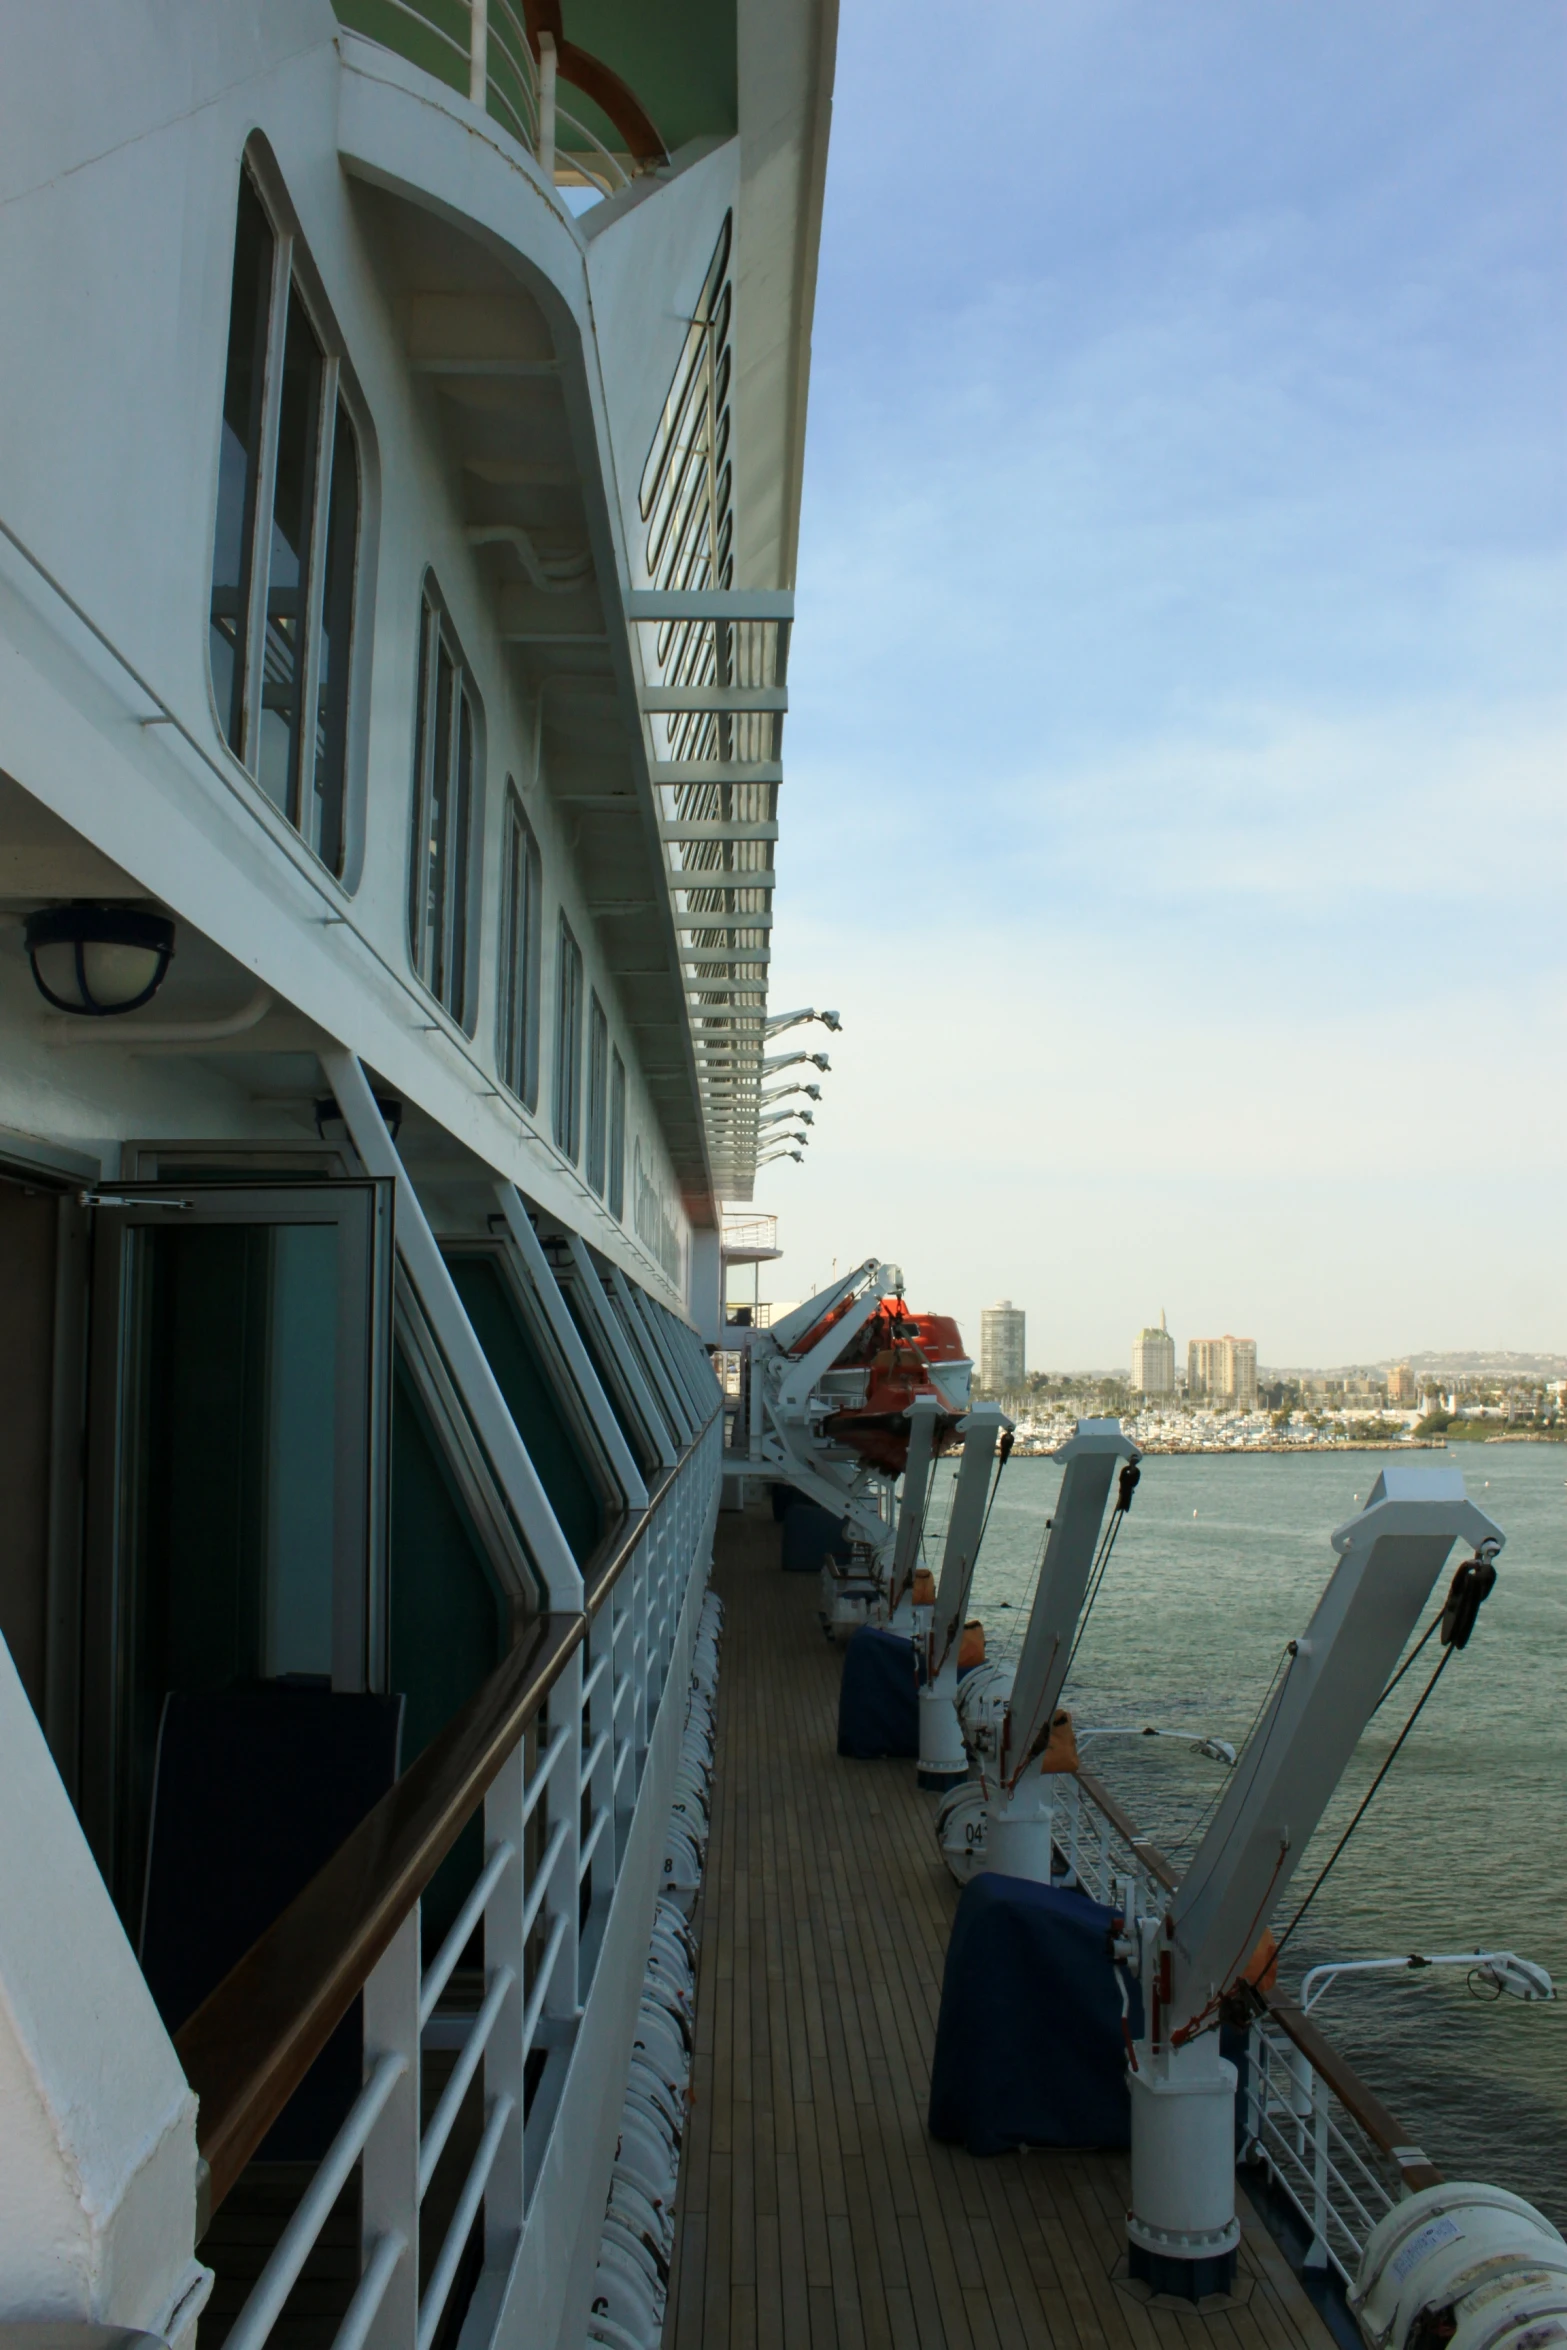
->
[1071,1768,1442,2193]
[178,1419,716,2222]
[1258,1996,1442,2193]
[584,1479,662,1615]
[1076,1767,1179,1886]
[517,0,667,164]
[179,1611,583,2219]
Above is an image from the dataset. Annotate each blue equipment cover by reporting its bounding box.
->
[780,1500,849,1572]
[837,1626,919,1757]
[928,1875,1142,2154]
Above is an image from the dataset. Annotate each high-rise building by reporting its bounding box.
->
[1388,1364,1415,1405]
[980,1300,1026,1390]
[1131,1312,1176,1395]
[1187,1334,1258,1408]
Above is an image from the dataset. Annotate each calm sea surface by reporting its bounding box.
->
[941,1442,1567,2220]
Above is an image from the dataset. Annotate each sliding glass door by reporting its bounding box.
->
[80,1181,391,1916]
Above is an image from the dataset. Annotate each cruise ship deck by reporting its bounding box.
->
[669,1501,1336,2350]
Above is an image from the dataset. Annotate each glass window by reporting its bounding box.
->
[498,784,542,1110]
[553,917,583,1161]
[585,994,609,1195]
[408,585,478,1025]
[208,161,364,875]
[608,1048,627,1220]
[257,285,325,817]
[210,172,273,755]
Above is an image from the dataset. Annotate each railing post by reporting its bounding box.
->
[546,1643,584,2017]
[584,1604,617,1932]
[1244,2020,1265,2166]
[1307,2066,1331,2269]
[1063,1774,1081,1886]
[468,0,489,107]
[633,1526,651,1778]
[484,1749,525,2252]
[361,1907,421,2350]
[538,31,557,178]
[1290,2039,1313,2184]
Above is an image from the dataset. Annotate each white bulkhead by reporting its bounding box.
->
[0,3,833,2344]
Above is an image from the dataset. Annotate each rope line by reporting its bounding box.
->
[1273,1545,1499,1963]
[1060,1459,1140,1691]
[1272,1645,1455,1964]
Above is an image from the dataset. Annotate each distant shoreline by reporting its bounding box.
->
[1005,1436,1560,1458]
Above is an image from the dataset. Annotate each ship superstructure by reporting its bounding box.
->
[0,4,830,2345]
[1,15,1561,2350]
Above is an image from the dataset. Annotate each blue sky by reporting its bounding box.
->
[752,0,1566,1369]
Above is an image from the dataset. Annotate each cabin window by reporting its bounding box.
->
[408,582,480,1026]
[585,994,609,1195]
[608,1049,627,1221]
[497,784,542,1110]
[209,161,364,876]
[553,917,583,1161]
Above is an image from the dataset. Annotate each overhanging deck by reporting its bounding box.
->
[667,1505,1337,2350]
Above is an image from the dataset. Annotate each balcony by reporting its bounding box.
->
[334,0,669,198]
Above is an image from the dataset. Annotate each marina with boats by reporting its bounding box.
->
[0,9,1561,2350]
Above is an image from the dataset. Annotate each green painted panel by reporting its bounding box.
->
[389,1359,507,1947]
[446,1253,604,1563]
[331,0,735,156]
[559,0,736,150]
[560,1281,658,1475]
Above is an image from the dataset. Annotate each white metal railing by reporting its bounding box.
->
[720,1214,777,1256]
[341,0,641,198]
[217,1412,722,2350]
[1240,2016,1402,2285]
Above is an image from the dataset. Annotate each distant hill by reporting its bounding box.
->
[1262,1351,1567,1381]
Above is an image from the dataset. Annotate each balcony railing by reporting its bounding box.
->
[720,1215,779,1258]
[179,1411,723,2350]
[335,0,667,198]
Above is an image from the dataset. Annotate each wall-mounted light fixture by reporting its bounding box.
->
[314,1093,404,1145]
[24,902,175,1016]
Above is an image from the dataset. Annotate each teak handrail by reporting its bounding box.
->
[178,1611,583,2221]
[179,1402,716,2222]
[520,0,667,165]
[1074,1767,1442,2192]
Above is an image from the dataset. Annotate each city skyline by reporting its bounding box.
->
[769,1254,1562,1379]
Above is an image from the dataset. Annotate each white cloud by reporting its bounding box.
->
[751,0,1566,1365]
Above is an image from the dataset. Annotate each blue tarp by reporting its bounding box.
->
[780,1501,849,1572]
[928,1875,1143,2154]
[837,1626,920,1757]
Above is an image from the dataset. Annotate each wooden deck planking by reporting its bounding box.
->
[666,1504,1335,2350]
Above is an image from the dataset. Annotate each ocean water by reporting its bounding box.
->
[942,1442,1567,2221]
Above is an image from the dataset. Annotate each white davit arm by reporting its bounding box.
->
[929,1403,1009,1678]
[1002,1418,1138,1784]
[886,1394,944,1616]
[764,1260,881,1356]
[1166,1465,1504,2036]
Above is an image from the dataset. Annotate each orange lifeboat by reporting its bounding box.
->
[812,1299,973,1475]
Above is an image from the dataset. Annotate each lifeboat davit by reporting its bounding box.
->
[806,1299,973,1475]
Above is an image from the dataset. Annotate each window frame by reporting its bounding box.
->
[408,576,483,1032]
[206,140,374,883]
[585,993,609,1196]
[497,783,543,1112]
[607,1048,627,1222]
[553,916,584,1163]
[79,1178,393,1911]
